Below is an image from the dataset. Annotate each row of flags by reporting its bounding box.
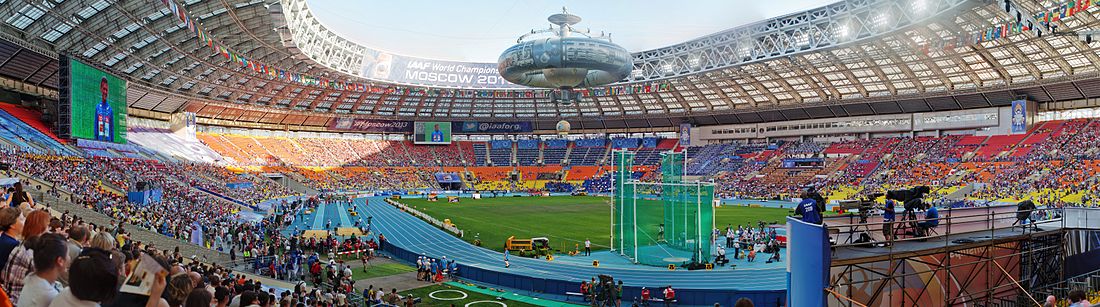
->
[910,0,1095,54]
[160,0,674,99]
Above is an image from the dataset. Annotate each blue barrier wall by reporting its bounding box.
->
[786,216,829,307]
[381,234,785,306]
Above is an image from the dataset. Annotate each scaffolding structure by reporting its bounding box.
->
[825,205,1068,307]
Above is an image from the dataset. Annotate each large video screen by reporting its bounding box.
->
[413,122,451,145]
[69,58,127,143]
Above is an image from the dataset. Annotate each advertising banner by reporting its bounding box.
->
[328,118,413,133]
[1010,99,1027,134]
[679,123,691,146]
[434,172,461,183]
[459,121,533,133]
[361,49,519,89]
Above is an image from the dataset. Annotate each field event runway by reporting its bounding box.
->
[349,196,787,292]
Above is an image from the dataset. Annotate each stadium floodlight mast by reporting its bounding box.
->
[498,7,633,105]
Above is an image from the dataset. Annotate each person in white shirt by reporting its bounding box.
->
[372,287,385,303]
[18,233,67,307]
[50,248,135,307]
[584,239,591,256]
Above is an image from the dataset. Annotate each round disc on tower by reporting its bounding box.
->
[548,13,581,26]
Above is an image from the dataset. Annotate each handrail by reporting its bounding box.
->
[825,205,1065,248]
[824,287,868,307]
[992,260,1042,307]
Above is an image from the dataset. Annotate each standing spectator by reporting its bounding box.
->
[2,209,51,303]
[662,286,675,307]
[16,233,67,307]
[615,280,623,307]
[0,208,24,272]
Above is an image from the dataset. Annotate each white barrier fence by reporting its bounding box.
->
[384,198,464,238]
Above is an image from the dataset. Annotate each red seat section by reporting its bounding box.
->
[0,104,66,143]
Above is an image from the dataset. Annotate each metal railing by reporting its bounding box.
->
[824,205,1100,307]
[825,204,1064,249]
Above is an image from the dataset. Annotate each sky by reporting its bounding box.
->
[304,0,838,63]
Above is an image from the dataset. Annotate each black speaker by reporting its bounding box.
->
[0,163,9,171]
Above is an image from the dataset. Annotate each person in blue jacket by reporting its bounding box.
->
[794,193,822,225]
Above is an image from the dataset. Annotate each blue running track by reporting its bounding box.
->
[352,196,787,306]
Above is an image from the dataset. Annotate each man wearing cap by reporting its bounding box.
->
[0,207,23,271]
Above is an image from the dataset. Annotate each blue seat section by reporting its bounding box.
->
[570,139,607,166]
[489,140,513,166]
[0,110,74,154]
[76,139,160,159]
[542,139,568,165]
[611,138,639,149]
[473,143,489,166]
[632,148,666,165]
[516,139,540,166]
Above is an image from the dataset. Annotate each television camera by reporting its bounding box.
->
[886,186,931,212]
[837,192,884,224]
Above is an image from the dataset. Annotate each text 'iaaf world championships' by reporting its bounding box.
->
[403,61,511,86]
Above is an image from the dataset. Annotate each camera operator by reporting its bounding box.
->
[794,192,822,225]
[881,199,897,242]
[916,202,939,236]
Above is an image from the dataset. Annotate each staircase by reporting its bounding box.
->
[537,144,545,165]
[563,142,574,165]
[510,142,518,166]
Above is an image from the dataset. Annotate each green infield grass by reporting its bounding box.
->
[395,196,792,252]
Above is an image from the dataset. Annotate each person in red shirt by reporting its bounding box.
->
[580,281,589,302]
[663,286,675,307]
[641,287,650,306]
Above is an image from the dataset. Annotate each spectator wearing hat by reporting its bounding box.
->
[0,207,24,271]
[2,209,50,303]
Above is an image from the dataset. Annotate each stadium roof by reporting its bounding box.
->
[303,0,837,63]
[1,0,1100,130]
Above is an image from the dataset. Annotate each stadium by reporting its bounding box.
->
[0,0,1098,306]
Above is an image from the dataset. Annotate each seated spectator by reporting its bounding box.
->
[48,248,126,307]
[917,203,940,236]
[3,210,51,303]
[16,233,67,307]
[1068,290,1090,307]
[0,207,24,272]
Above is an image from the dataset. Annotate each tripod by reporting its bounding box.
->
[843,212,875,245]
[892,209,922,239]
